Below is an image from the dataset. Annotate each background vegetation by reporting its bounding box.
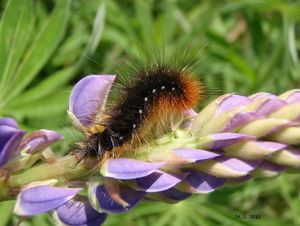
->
[0,0,300,225]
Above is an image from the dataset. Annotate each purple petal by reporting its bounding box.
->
[256,99,287,116]
[217,156,260,173]
[256,141,287,151]
[69,75,116,126]
[161,188,191,201]
[135,171,187,192]
[250,92,277,100]
[285,90,300,104]
[0,117,18,128]
[216,95,251,115]
[56,197,107,226]
[15,185,81,216]
[222,112,262,132]
[238,118,296,138]
[186,171,226,193]
[0,119,22,152]
[182,109,198,128]
[19,130,64,154]
[283,148,300,157]
[184,109,197,117]
[224,140,286,160]
[269,148,300,167]
[101,158,165,179]
[211,133,255,150]
[251,161,286,177]
[259,161,285,172]
[173,148,219,163]
[228,175,252,183]
[93,185,145,214]
[0,131,25,167]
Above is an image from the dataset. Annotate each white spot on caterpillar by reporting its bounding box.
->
[144,97,148,102]
[152,89,156,93]
[119,136,123,140]
[132,124,136,128]
[139,109,143,114]
[161,86,165,90]
[172,87,175,91]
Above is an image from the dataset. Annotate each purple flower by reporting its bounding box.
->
[56,196,107,226]
[65,76,300,224]
[0,118,25,167]
[12,75,300,226]
[0,118,63,171]
[68,75,116,127]
[15,185,107,226]
[19,130,64,154]
[15,185,81,216]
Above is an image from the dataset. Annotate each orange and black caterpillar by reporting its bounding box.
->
[83,59,206,161]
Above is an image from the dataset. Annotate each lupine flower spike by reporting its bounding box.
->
[1,75,300,225]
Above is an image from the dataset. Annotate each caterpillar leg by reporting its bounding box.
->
[83,125,106,137]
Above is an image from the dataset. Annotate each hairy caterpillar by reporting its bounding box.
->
[81,54,207,163]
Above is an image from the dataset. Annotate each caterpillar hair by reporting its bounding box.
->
[80,50,209,164]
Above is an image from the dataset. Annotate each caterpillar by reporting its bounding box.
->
[81,55,206,163]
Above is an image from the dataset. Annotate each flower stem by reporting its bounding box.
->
[0,155,90,201]
[0,129,198,201]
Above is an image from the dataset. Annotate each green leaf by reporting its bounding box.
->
[134,0,154,45]
[0,0,33,103]
[155,1,178,44]
[4,90,69,119]
[8,66,76,106]
[106,0,139,51]
[0,200,15,226]
[76,0,106,68]
[30,213,53,226]
[2,0,71,106]
[6,0,106,108]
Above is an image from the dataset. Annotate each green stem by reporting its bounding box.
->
[0,130,200,201]
[0,155,90,201]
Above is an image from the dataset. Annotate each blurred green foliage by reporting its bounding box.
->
[0,0,300,225]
